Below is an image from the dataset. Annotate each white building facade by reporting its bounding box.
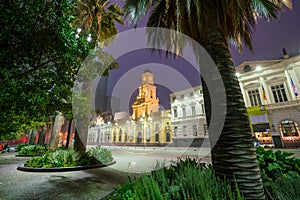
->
[236,53,300,148]
[170,85,208,147]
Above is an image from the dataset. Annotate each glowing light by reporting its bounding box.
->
[86,34,92,42]
[256,66,263,71]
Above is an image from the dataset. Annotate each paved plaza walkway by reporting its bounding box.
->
[0,147,299,200]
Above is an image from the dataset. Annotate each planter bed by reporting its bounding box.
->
[17,160,116,172]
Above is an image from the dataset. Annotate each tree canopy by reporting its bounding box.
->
[0,0,91,139]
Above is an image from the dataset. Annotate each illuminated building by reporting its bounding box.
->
[170,86,208,147]
[236,50,300,148]
[111,70,172,145]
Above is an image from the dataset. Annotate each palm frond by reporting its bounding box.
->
[124,0,154,27]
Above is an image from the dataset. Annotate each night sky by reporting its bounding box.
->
[96,1,300,114]
[231,0,300,66]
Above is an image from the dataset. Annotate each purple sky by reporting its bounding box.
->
[113,0,300,66]
[101,1,300,113]
[231,1,300,66]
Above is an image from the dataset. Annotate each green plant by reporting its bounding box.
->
[111,159,243,200]
[16,143,28,151]
[18,144,48,155]
[87,145,113,163]
[24,146,113,168]
[264,176,300,200]
[256,147,300,183]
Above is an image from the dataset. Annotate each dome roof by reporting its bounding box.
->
[143,69,152,74]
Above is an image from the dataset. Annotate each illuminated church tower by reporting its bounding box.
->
[132,70,159,120]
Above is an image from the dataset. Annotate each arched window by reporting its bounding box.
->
[166,132,171,142]
[280,120,299,137]
[155,133,159,142]
[113,131,116,142]
[137,132,142,144]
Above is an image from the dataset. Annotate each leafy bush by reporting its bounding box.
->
[87,145,113,163]
[111,158,243,200]
[24,145,113,168]
[256,147,300,183]
[18,144,48,155]
[16,143,28,151]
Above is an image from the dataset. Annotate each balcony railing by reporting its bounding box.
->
[266,99,300,109]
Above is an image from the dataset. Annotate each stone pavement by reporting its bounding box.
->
[0,147,299,200]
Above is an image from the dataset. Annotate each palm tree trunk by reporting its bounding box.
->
[202,8,265,200]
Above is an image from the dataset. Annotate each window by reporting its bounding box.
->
[155,123,159,132]
[113,131,116,142]
[200,89,203,94]
[193,125,198,136]
[280,120,299,137]
[183,126,187,136]
[182,108,186,117]
[172,96,176,101]
[155,133,159,142]
[174,127,178,136]
[166,133,171,142]
[248,89,262,106]
[173,109,178,118]
[204,124,208,135]
[191,106,196,116]
[271,84,288,103]
[190,92,194,97]
[201,104,205,114]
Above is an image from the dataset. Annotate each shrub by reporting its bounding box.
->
[18,144,48,155]
[24,145,113,168]
[111,158,243,200]
[256,147,300,183]
[87,145,113,163]
[16,143,28,151]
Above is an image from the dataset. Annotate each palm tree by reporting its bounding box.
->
[76,0,124,47]
[124,0,291,199]
[73,0,123,152]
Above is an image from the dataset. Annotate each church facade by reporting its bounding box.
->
[88,70,172,146]
[111,70,172,146]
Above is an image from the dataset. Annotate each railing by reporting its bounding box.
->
[266,99,300,109]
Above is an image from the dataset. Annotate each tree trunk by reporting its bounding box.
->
[74,127,86,152]
[28,130,37,145]
[201,7,265,200]
[49,112,65,150]
[73,80,93,153]
[66,119,73,149]
[37,126,46,145]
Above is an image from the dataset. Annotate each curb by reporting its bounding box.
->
[15,154,43,157]
[17,160,116,172]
